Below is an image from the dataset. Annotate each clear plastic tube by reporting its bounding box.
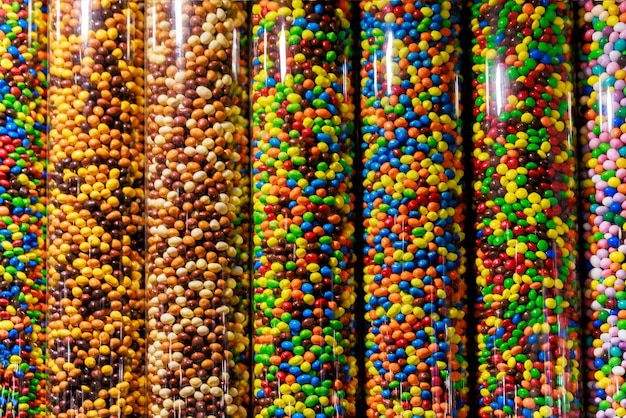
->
[250,1,358,416]
[145,1,250,417]
[0,0,47,416]
[47,0,146,416]
[469,1,581,417]
[578,2,626,417]
[359,1,468,417]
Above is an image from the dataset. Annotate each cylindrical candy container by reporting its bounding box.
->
[359,1,469,418]
[145,1,251,417]
[0,0,47,416]
[251,1,358,417]
[469,1,581,417]
[47,0,146,416]
[578,1,626,417]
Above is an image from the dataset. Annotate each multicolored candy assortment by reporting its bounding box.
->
[578,1,626,417]
[0,0,46,416]
[359,1,468,417]
[0,0,616,416]
[251,0,358,417]
[470,0,580,417]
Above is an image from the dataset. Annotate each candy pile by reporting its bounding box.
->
[251,0,358,416]
[578,1,626,417]
[145,1,251,417]
[47,0,145,415]
[469,0,580,417]
[359,1,468,417]
[0,0,46,416]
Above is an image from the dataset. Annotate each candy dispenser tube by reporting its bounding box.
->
[145,1,251,417]
[578,1,626,417]
[47,0,146,416]
[359,1,468,417]
[250,1,358,417]
[0,0,47,416]
[469,1,581,417]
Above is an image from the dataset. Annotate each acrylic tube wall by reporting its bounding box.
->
[145,1,251,417]
[47,0,146,416]
[469,1,581,417]
[250,1,358,417]
[578,2,626,417]
[359,1,468,417]
[0,0,47,416]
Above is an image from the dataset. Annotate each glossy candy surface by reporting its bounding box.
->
[145,1,251,417]
[251,1,358,417]
[469,1,580,417]
[0,0,46,416]
[48,0,146,416]
[359,1,468,417]
[578,2,626,417]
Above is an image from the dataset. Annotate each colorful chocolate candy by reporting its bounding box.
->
[48,0,145,415]
[251,0,358,416]
[469,0,580,417]
[0,0,46,416]
[359,1,468,417]
[145,1,251,417]
[578,1,626,417]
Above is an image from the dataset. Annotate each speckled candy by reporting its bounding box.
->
[47,0,145,416]
[0,0,46,416]
[578,1,626,417]
[470,1,580,417]
[359,1,468,417]
[145,0,251,417]
[251,1,358,417]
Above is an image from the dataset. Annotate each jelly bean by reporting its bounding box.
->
[360,1,469,417]
[0,1,46,415]
[578,1,626,417]
[47,0,145,416]
[145,1,251,416]
[251,1,357,417]
[469,1,581,417]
